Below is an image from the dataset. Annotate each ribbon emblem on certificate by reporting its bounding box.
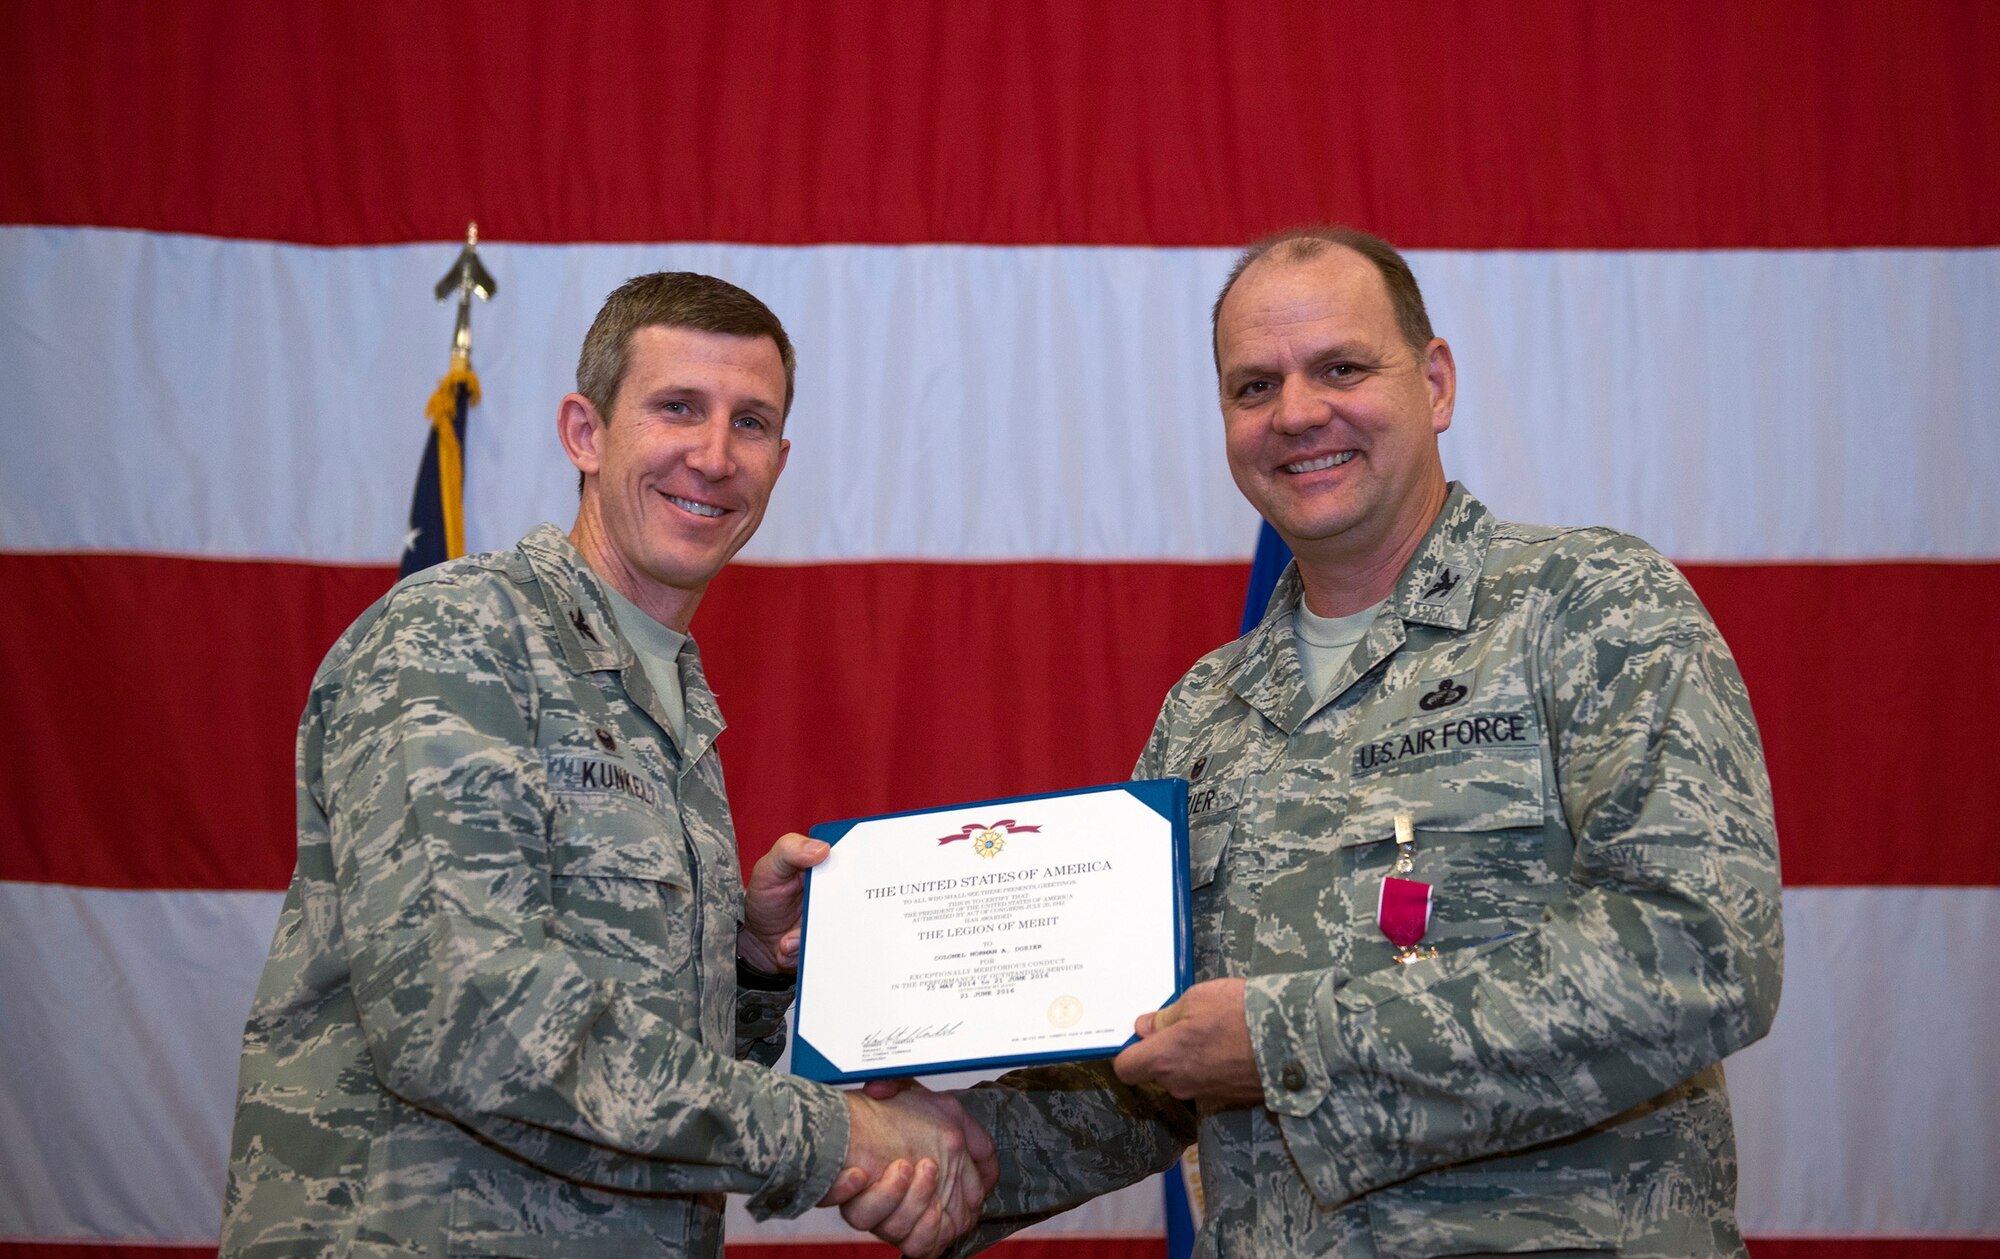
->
[935,818,1043,858]
[1381,813,1437,964]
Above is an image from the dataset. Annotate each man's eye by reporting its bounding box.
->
[1326,363,1356,379]
[663,400,691,415]
[1237,380,1272,398]
[734,414,767,431]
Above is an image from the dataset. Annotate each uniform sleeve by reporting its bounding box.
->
[939,1060,1196,1255]
[1244,540,1784,1205]
[326,588,846,1219]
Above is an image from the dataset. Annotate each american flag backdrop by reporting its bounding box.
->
[2,3,1996,1256]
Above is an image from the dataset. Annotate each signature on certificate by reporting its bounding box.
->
[860,1022,966,1051]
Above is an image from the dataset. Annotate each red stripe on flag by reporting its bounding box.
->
[3,1240,1996,1258]
[1749,1244,2000,1259]
[0,553,390,891]
[4,0,1994,248]
[700,560,1243,871]
[2,554,1994,890]
[1683,562,2000,888]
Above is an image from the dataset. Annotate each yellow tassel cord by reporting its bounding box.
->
[423,359,482,559]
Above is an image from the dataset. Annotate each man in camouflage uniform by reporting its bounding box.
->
[221,272,990,1258]
[851,229,1784,1257]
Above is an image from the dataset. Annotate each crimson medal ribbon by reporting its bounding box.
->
[935,818,1042,845]
[1378,876,1435,961]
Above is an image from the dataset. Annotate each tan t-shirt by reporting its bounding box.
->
[600,582,688,747]
[1294,598,1384,704]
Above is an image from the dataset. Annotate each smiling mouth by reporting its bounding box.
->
[663,493,726,519]
[1284,451,1357,474]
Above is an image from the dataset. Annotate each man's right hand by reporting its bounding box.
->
[819,1085,996,1258]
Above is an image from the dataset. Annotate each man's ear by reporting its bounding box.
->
[557,393,603,474]
[1424,337,1457,435]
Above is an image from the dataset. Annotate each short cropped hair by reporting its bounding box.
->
[576,271,797,420]
[1210,226,1434,370]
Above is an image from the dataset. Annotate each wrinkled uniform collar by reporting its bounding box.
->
[1223,484,1494,732]
[516,523,726,763]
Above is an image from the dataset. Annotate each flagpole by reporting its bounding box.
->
[402,223,495,576]
[437,220,498,369]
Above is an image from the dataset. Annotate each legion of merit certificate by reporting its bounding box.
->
[790,779,1191,1083]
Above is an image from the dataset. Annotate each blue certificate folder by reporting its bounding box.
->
[791,778,1192,1085]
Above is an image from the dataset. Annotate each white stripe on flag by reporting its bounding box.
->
[1729,885,2000,1237]
[3,883,1994,1243]
[0,883,279,1243]
[4,228,1996,565]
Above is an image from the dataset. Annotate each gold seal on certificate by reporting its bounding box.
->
[791,779,1192,1083]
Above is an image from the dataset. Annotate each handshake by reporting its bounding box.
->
[820,1079,996,1258]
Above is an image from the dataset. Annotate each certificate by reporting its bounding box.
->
[791,779,1191,1083]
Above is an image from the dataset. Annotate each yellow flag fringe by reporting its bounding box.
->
[423,360,481,560]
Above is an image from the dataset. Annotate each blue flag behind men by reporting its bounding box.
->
[399,364,478,577]
[1164,519,1293,1257]
[1240,519,1296,636]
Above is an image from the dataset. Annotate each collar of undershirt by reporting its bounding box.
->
[598,580,688,673]
[1295,599,1382,650]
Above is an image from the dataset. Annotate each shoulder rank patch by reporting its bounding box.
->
[1417,566,1461,603]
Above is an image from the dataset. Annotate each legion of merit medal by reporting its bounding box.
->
[1380,812,1437,964]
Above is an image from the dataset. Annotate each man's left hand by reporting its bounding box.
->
[1112,977,1263,1105]
[737,831,830,974]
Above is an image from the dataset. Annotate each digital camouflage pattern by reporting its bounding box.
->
[950,486,1783,1257]
[221,525,847,1259]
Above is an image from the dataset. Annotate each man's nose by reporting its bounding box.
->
[1271,381,1327,435]
[685,416,735,478]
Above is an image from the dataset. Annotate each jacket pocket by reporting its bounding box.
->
[1339,742,1545,845]
[1337,744,1553,973]
[548,793,695,981]
[1367,1168,1624,1257]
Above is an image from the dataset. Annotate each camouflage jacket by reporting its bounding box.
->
[221,525,847,1259]
[952,486,1783,1257]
